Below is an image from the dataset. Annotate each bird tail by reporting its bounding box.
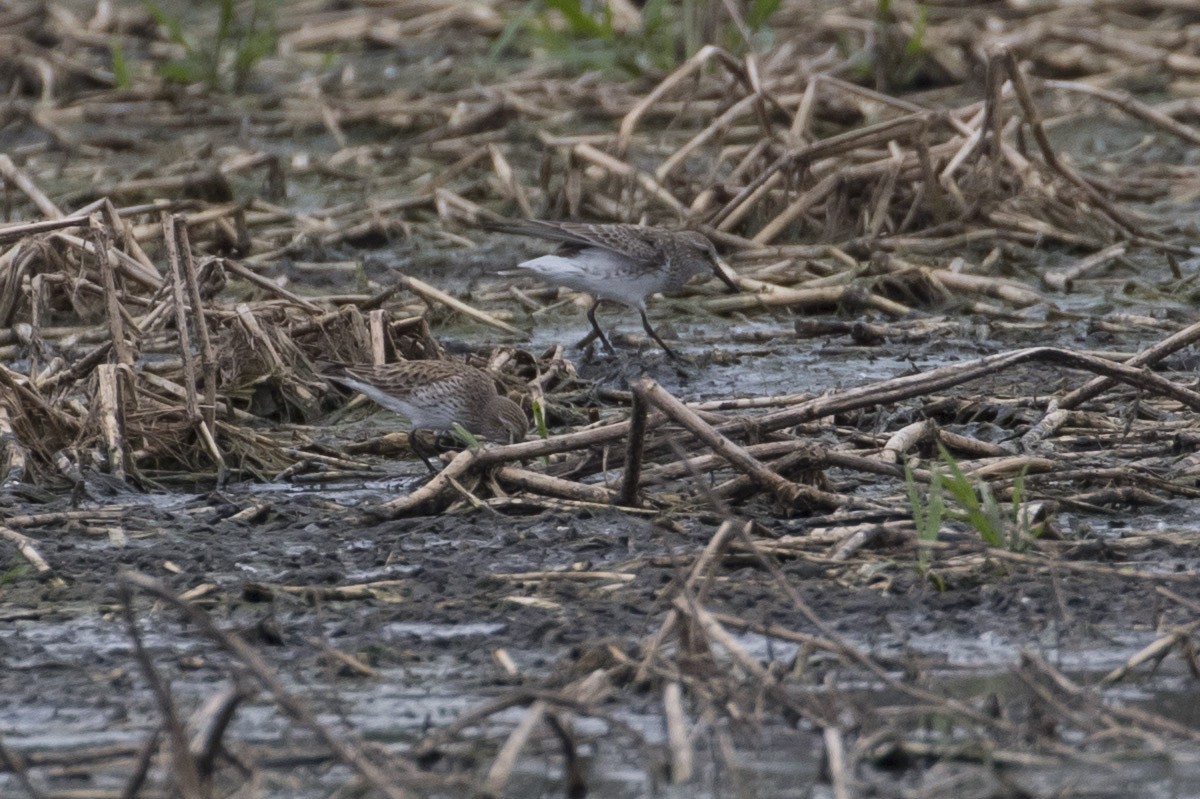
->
[315,360,379,384]
[314,359,350,376]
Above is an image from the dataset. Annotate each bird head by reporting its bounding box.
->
[677,230,740,294]
[483,396,529,443]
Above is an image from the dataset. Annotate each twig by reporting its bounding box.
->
[118,583,207,799]
[1098,620,1200,687]
[119,572,431,799]
[392,272,526,338]
[176,227,218,432]
[1003,49,1145,238]
[1060,318,1200,409]
[484,700,547,796]
[634,377,846,511]
[0,526,66,588]
[619,391,649,507]
[663,682,693,783]
[0,733,45,799]
[162,214,200,423]
[752,346,1200,434]
[90,214,135,366]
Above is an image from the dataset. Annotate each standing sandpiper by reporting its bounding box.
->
[485,219,739,359]
[322,360,528,470]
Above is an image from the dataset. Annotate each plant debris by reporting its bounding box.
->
[3,1,1200,797]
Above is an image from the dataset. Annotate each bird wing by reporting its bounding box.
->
[322,360,468,401]
[482,219,660,263]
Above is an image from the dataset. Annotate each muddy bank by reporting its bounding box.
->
[5,0,1200,797]
[4,427,1200,797]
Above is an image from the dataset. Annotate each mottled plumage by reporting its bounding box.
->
[323,360,527,468]
[485,219,739,358]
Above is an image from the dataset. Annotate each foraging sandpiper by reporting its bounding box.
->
[485,219,739,358]
[322,360,528,470]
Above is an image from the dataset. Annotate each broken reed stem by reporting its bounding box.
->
[373,448,478,518]
[188,684,249,777]
[880,419,929,463]
[120,572,424,799]
[619,391,649,507]
[118,583,207,799]
[634,520,742,684]
[0,213,94,244]
[573,142,687,214]
[0,154,64,219]
[484,700,547,796]
[1059,317,1200,409]
[1044,79,1200,147]
[175,225,218,432]
[474,417,644,467]
[1099,619,1200,687]
[220,257,323,312]
[752,346,1200,433]
[200,421,229,487]
[663,682,693,783]
[0,405,27,487]
[90,214,134,366]
[633,376,843,511]
[140,220,225,473]
[0,525,66,588]
[673,594,774,683]
[1001,48,1144,238]
[392,272,526,338]
[103,197,164,289]
[708,114,926,229]
[495,465,616,504]
[368,309,389,365]
[730,524,1009,729]
[618,44,725,153]
[1042,242,1128,292]
[162,214,200,424]
[96,363,126,482]
[824,727,851,799]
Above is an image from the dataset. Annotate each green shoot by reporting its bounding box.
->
[531,395,551,467]
[937,444,1003,547]
[111,39,131,89]
[494,0,783,77]
[450,423,482,452]
[905,458,942,577]
[531,396,549,440]
[748,0,784,31]
[1,561,31,585]
[144,0,277,92]
[936,444,1038,551]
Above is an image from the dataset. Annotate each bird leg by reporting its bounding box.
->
[639,310,679,360]
[407,429,440,473]
[576,299,615,353]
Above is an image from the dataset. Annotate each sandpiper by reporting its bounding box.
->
[485,218,739,359]
[322,360,528,470]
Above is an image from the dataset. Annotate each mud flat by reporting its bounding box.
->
[4,1,1200,797]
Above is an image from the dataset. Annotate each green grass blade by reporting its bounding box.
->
[748,0,783,30]
[904,462,926,533]
[111,39,130,89]
[451,423,482,451]
[545,0,609,38]
[488,0,543,60]
[144,1,189,49]
[925,466,943,541]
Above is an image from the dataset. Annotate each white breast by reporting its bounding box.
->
[511,250,666,310]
